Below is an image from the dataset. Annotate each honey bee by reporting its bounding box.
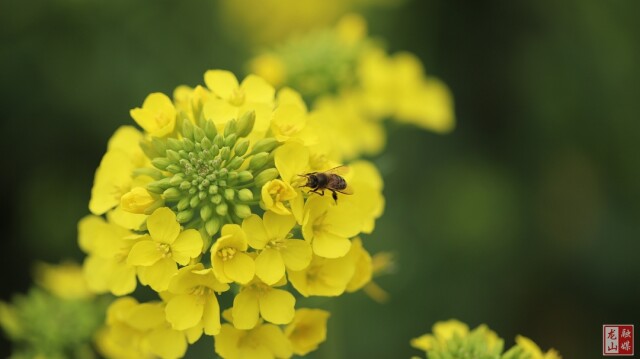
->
[299,166,353,203]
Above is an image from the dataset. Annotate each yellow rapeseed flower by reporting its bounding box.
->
[126,207,203,291]
[78,215,140,295]
[164,264,229,337]
[214,320,293,359]
[243,211,312,285]
[130,92,177,137]
[284,308,330,356]
[232,276,296,329]
[210,224,256,284]
[33,262,93,300]
[514,335,562,359]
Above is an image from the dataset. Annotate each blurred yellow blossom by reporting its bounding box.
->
[33,262,92,300]
[284,308,330,356]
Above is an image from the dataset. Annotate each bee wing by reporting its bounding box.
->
[324,165,349,176]
[336,184,354,195]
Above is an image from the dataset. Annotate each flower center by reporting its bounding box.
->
[264,238,286,250]
[157,243,171,258]
[144,114,281,238]
[217,247,237,261]
[229,88,246,106]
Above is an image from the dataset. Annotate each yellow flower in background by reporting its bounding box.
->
[214,320,293,359]
[89,126,145,215]
[127,207,203,291]
[410,319,562,359]
[357,48,455,133]
[33,262,93,300]
[164,264,229,337]
[203,70,275,133]
[210,224,255,284]
[78,215,140,295]
[232,276,296,329]
[130,92,177,137]
[284,308,330,356]
[344,238,372,293]
[514,335,562,359]
[243,211,312,285]
[97,297,187,359]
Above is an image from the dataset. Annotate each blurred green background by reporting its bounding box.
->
[2,0,639,358]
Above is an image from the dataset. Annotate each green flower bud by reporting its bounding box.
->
[234,204,252,219]
[204,119,217,139]
[152,157,171,170]
[234,138,250,156]
[166,164,182,174]
[205,217,221,236]
[200,205,213,221]
[224,119,237,138]
[224,188,235,201]
[163,188,182,201]
[180,181,191,190]
[227,157,244,170]
[224,134,238,147]
[237,171,253,182]
[209,184,219,194]
[254,168,280,188]
[251,138,280,155]
[211,194,222,204]
[183,138,195,151]
[177,197,190,211]
[249,152,269,170]
[166,138,182,151]
[238,188,253,201]
[176,209,194,223]
[201,137,212,150]
[236,110,256,137]
[219,147,231,161]
[214,134,225,148]
[182,117,194,138]
[190,195,201,208]
[193,126,206,142]
[169,174,184,186]
[151,137,167,154]
[216,203,228,216]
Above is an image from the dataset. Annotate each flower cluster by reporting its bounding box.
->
[0,262,109,359]
[411,319,562,359]
[80,69,385,358]
[249,13,455,156]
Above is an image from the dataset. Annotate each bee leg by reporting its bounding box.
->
[331,190,338,203]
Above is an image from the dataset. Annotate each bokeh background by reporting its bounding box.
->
[2,0,639,357]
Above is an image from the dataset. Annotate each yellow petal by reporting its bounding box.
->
[137,257,177,292]
[147,327,188,359]
[165,294,204,330]
[255,249,285,285]
[214,324,242,359]
[225,252,255,284]
[202,294,222,335]
[313,232,351,259]
[277,87,307,111]
[240,74,275,104]
[204,70,239,100]
[108,262,137,296]
[263,211,295,240]
[130,93,176,137]
[126,302,165,331]
[202,98,238,129]
[147,207,180,244]
[184,324,203,344]
[281,239,312,271]
[170,229,203,265]
[89,149,134,215]
[242,214,269,250]
[259,288,295,325]
[274,142,309,184]
[232,289,259,330]
[256,324,293,358]
[127,240,162,266]
[285,308,330,356]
